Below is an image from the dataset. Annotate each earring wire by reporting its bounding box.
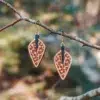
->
[35,24,39,35]
[61,30,65,46]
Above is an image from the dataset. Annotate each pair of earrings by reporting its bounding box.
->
[28,31,72,80]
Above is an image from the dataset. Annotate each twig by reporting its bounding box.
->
[60,87,100,100]
[0,18,22,32]
[0,0,100,50]
[24,18,100,50]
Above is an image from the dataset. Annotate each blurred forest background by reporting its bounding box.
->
[0,0,100,100]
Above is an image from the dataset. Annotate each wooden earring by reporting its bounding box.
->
[28,26,46,67]
[54,32,72,80]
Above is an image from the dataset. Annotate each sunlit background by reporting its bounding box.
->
[0,0,100,100]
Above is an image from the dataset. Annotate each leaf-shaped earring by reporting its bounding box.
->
[28,25,46,67]
[54,32,72,80]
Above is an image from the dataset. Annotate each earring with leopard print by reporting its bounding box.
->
[54,31,72,80]
[28,25,46,67]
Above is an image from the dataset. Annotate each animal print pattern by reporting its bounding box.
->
[28,39,46,67]
[54,50,72,80]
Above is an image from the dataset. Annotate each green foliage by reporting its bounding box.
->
[63,5,79,14]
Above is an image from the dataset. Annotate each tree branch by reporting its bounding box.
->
[0,18,22,32]
[60,87,100,100]
[24,18,100,50]
[0,0,100,50]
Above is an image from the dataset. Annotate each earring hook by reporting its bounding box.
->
[60,30,65,46]
[34,24,39,35]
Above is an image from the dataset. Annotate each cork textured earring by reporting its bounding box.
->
[28,26,46,67]
[54,32,72,80]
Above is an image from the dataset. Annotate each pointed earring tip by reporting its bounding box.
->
[34,64,39,68]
